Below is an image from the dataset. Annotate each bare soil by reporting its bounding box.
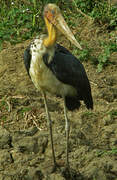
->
[0,26,117,179]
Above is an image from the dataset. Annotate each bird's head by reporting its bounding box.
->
[43,4,82,50]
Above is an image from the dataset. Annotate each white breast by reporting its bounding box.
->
[29,36,77,97]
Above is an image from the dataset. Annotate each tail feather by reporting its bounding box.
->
[65,93,93,111]
[65,96,81,111]
[83,94,93,110]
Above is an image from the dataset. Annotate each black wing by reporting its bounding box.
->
[43,44,93,109]
[23,45,31,77]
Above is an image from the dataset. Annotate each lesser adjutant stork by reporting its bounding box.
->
[24,3,93,170]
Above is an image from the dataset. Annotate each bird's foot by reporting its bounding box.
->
[51,164,57,173]
[61,163,72,179]
[50,161,59,173]
[65,162,70,169]
[65,161,70,172]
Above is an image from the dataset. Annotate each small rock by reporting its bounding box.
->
[24,167,44,180]
[99,87,117,102]
[105,77,116,86]
[12,131,48,155]
[11,149,32,163]
[37,134,48,154]
[44,173,65,180]
[20,127,38,136]
[84,165,107,180]
[0,149,13,166]
[13,136,38,154]
[109,137,117,149]
[103,114,113,125]
[12,127,38,139]
[0,126,12,149]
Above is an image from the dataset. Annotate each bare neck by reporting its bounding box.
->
[43,17,57,47]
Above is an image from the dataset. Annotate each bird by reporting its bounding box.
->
[23,3,93,170]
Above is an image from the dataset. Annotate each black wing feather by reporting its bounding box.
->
[23,45,31,77]
[44,44,93,109]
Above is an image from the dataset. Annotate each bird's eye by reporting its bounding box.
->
[51,9,55,15]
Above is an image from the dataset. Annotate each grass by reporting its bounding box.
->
[81,111,97,121]
[18,107,32,114]
[0,0,117,71]
[97,40,117,72]
[108,110,117,120]
[0,98,9,125]
[17,107,32,120]
[96,148,117,157]
[0,0,42,49]
[0,99,9,111]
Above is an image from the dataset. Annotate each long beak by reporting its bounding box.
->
[54,14,82,50]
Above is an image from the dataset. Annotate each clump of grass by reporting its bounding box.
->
[96,148,117,157]
[0,99,9,111]
[108,109,117,120]
[0,97,10,124]
[17,107,32,118]
[81,111,96,121]
[73,39,117,72]
[97,40,117,72]
[73,0,117,29]
[77,47,92,62]
[0,0,43,49]
[0,0,63,50]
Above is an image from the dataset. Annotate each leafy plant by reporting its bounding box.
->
[0,0,43,48]
[0,99,9,111]
[97,41,117,72]
[78,48,92,62]
[74,0,117,28]
[108,110,117,120]
[17,107,31,118]
[96,148,117,157]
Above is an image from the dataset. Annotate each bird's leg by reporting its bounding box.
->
[63,97,70,169]
[42,92,56,169]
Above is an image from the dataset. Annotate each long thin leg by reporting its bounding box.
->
[42,92,56,167]
[63,96,70,169]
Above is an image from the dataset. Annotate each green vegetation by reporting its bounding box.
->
[0,99,9,111]
[74,0,117,27]
[96,148,117,157]
[0,0,117,71]
[0,98,9,124]
[97,40,117,72]
[18,107,32,118]
[108,109,117,120]
[18,107,31,114]
[0,0,42,49]
[81,111,97,120]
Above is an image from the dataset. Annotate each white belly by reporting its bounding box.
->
[30,57,77,96]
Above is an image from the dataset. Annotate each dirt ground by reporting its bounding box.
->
[0,26,117,179]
